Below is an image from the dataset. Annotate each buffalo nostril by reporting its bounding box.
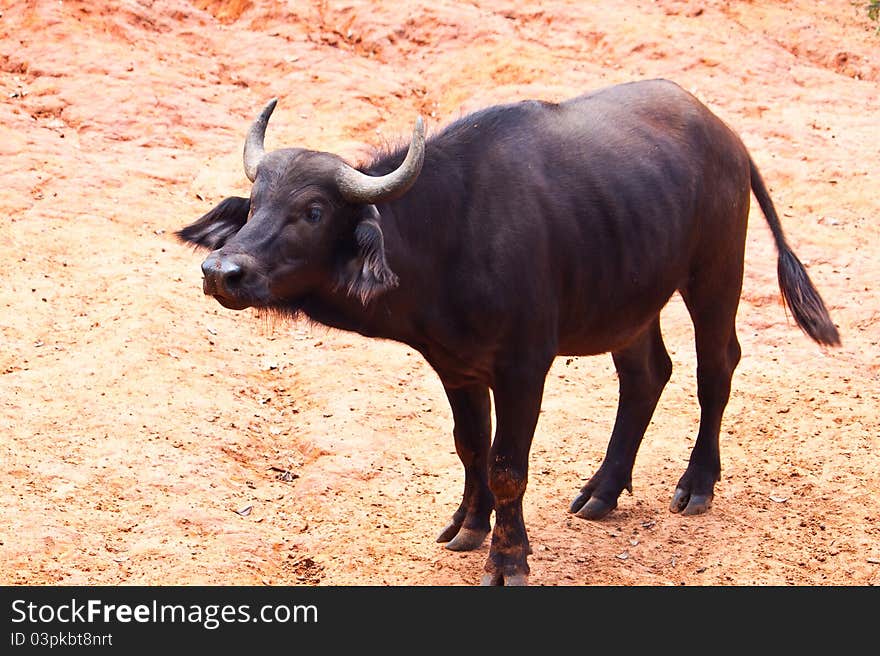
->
[201,255,247,293]
[219,260,244,287]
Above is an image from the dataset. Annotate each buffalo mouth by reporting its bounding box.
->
[202,278,261,311]
[211,293,252,311]
[203,281,304,315]
[200,257,309,315]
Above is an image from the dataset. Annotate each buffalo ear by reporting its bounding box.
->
[176,196,250,250]
[341,205,399,304]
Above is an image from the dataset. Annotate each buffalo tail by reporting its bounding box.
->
[749,157,841,347]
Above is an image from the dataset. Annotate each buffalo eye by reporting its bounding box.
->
[305,206,323,224]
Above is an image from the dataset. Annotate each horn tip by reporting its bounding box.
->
[261,97,278,118]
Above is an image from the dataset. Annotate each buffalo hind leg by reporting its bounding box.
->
[671,286,742,515]
[570,318,672,520]
[482,355,552,586]
[436,383,493,551]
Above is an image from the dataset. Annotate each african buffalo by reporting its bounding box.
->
[178,79,839,585]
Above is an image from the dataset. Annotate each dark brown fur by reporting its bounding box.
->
[179,79,840,585]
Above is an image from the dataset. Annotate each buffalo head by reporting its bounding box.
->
[177,99,425,311]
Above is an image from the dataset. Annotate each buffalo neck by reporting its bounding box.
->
[304,195,456,356]
[303,142,464,351]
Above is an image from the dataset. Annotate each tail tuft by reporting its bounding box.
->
[777,249,841,347]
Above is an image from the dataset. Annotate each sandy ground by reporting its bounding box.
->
[1,0,878,586]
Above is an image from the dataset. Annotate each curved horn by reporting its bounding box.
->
[243,98,278,182]
[335,116,426,204]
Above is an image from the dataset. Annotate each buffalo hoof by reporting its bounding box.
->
[669,488,713,516]
[444,527,490,552]
[480,572,529,586]
[436,521,461,544]
[569,492,617,520]
[575,497,617,520]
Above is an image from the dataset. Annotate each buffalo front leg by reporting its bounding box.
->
[570,318,672,520]
[481,358,551,586]
[436,383,493,551]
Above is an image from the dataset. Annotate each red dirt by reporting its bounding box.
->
[1,0,877,586]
